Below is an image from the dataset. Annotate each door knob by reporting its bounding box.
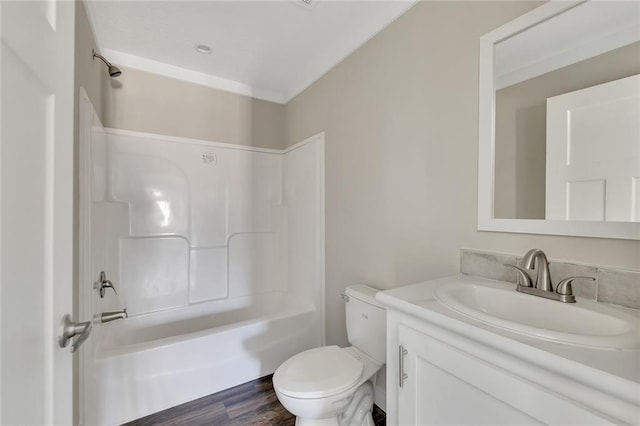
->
[58,314,92,352]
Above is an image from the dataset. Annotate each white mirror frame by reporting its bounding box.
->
[477,0,640,240]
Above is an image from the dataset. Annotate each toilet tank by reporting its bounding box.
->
[344,285,386,363]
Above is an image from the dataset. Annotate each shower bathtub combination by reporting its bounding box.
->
[78,92,325,425]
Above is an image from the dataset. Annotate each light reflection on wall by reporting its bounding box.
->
[156,200,172,227]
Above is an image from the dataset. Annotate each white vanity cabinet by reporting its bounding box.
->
[379,277,640,426]
[397,321,541,425]
[390,312,615,425]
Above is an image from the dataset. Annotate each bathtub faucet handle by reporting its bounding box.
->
[95,271,117,298]
[100,280,117,298]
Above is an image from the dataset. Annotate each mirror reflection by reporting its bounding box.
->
[493,1,640,222]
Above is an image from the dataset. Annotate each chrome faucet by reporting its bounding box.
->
[100,308,128,323]
[520,249,553,291]
[505,249,594,303]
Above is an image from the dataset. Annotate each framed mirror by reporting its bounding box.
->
[478,0,640,240]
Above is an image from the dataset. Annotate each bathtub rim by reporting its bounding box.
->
[96,298,317,358]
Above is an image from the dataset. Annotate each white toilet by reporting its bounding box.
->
[273,285,386,426]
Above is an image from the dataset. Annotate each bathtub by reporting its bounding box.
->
[86,292,320,425]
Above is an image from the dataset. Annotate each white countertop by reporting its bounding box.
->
[376,274,640,389]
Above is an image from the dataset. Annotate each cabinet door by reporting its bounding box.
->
[397,324,612,425]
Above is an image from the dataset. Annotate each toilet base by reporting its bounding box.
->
[294,412,374,426]
[295,418,340,426]
[293,382,375,426]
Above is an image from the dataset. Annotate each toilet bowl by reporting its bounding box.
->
[273,285,386,426]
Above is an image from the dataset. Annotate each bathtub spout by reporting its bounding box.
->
[100,308,128,323]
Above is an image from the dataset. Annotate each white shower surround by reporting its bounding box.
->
[78,91,325,425]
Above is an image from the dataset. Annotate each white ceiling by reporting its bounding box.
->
[85,0,418,103]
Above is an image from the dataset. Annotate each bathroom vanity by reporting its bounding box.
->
[377,275,640,425]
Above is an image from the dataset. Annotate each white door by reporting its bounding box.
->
[546,74,640,222]
[1,1,76,424]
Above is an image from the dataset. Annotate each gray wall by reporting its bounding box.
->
[102,67,285,150]
[75,1,105,123]
[284,1,640,347]
[494,42,640,219]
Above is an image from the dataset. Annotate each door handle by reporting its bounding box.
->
[58,314,92,352]
[399,345,408,388]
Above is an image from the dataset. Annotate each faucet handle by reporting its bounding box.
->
[504,264,533,287]
[99,280,117,298]
[95,271,117,298]
[555,276,596,296]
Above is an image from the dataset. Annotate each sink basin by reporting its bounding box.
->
[434,281,640,350]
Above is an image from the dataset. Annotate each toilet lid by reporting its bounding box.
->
[273,346,363,398]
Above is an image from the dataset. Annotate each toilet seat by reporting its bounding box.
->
[273,346,363,399]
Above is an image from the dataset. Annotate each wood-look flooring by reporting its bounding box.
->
[124,375,386,426]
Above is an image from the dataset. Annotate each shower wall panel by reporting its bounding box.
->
[119,237,190,315]
[101,132,285,316]
[189,247,227,303]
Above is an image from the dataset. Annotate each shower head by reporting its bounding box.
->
[92,49,122,78]
[107,64,122,78]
